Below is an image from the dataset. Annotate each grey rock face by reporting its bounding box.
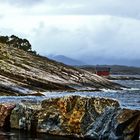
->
[85,108,140,140]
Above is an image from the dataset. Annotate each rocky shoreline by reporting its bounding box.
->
[0,43,123,97]
[0,96,139,140]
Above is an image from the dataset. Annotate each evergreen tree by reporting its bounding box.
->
[0,35,36,54]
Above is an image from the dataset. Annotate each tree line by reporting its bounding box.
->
[0,35,36,54]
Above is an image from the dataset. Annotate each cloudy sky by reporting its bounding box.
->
[0,0,140,66]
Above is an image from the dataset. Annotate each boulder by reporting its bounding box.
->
[5,96,140,139]
[115,109,140,140]
[10,96,119,136]
[0,103,15,130]
[37,96,119,136]
[10,100,41,132]
[85,108,140,140]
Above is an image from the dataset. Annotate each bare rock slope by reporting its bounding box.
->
[0,43,121,95]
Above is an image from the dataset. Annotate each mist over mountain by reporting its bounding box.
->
[47,54,140,67]
[79,57,140,67]
[80,65,140,75]
[48,55,86,66]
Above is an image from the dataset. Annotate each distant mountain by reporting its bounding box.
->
[109,65,140,75]
[79,65,140,75]
[48,55,85,66]
[77,57,140,67]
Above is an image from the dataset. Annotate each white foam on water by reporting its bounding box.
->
[122,87,140,91]
[134,80,140,81]
[101,89,118,93]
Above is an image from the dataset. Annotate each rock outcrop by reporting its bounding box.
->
[36,96,119,136]
[0,43,122,96]
[0,103,15,130]
[0,96,139,139]
[85,108,140,140]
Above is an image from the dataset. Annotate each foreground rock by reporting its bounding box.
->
[10,100,41,131]
[0,103,15,130]
[36,96,119,137]
[0,43,122,96]
[85,108,140,140]
[0,96,135,139]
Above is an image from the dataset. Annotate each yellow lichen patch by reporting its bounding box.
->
[92,98,119,115]
[93,99,104,114]
[57,97,87,134]
[57,96,75,115]
[68,109,85,134]
[57,100,67,115]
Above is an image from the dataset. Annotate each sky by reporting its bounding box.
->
[0,0,140,66]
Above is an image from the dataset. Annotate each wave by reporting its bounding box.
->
[101,89,118,93]
[121,87,140,91]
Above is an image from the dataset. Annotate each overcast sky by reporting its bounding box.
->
[0,0,140,66]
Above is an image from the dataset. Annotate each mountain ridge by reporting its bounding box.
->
[79,65,140,75]
[48,54,85,66]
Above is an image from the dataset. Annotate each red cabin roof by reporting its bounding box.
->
[95,66,111,76]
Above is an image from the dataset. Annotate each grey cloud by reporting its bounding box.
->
[0,28,14,36]
[1,0,140,19]
[35,0,140,19]
[0,0,140,66]
[31,26,83,56]
[0,0,44,6]
[0,14,3,19]
[29,16,140,67]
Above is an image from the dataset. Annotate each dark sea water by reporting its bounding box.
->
[0,130,75,140]
[0,79,140,139]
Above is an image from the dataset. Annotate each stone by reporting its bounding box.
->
[85,108,140,140]
[2,96,139,139]
[37,96,119,136]
[10,100,41,132]
[0,103,15,130]
[114,109,140,140]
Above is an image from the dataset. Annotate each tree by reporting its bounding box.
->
[0,36,9,43]
[0,35,36,54]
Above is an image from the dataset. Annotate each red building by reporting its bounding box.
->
[95,67,111,77]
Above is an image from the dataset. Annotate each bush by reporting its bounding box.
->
[0,36,8,43]
[0,35,36,54]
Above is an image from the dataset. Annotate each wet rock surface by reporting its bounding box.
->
[0,96,139,139]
